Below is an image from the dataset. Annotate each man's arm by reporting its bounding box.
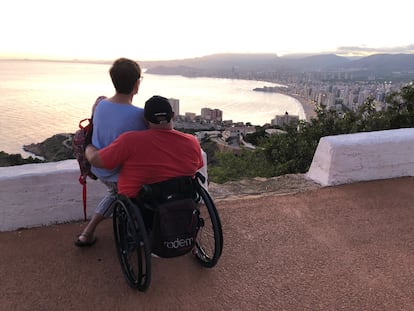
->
[85,145,105,168]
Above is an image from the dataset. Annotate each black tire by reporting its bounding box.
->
[193,185,223,267]
[112,197,151,291]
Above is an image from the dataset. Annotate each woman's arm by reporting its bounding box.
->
[85,145,104,168]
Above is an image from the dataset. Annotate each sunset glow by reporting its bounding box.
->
[1,0,414,61]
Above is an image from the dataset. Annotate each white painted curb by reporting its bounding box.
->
[306,128,414,186]
[0,160,106,232]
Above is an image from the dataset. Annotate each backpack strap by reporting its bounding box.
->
[79,175,87,221]
[75,96,106,221]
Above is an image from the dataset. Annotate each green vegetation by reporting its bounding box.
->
[0,151,45,167]
[207,82,414,183]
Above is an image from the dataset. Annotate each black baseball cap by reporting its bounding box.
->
[144,95,173,124]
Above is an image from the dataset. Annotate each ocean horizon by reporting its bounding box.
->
[0,60,306,157]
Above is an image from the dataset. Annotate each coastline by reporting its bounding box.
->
[289,94,317,122]
[252,86,317,122]
[2,96,318,164]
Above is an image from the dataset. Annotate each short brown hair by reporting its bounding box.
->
[109,58,141,94]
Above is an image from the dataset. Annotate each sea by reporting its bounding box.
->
[0,59,305,157]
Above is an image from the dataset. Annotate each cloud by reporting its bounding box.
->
[335,45,414,56]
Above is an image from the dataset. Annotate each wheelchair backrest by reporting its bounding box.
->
[138,176,197,205]
[137,176,200,258]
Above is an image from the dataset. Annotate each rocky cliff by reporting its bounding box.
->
[23,133,74,162]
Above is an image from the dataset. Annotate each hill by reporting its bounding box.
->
[141,53,414,81]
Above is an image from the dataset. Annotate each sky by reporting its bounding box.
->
[1,0,414,61]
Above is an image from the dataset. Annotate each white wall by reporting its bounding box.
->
[0,160,106,232]
[2,129,414,231]
[306,128,414,186]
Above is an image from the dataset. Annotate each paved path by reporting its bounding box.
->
[1,177,414,310]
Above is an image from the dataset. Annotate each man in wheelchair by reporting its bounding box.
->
[86,94,204,200]
[86,95,222,290]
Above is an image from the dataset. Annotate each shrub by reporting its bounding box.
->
[208,82,414,183]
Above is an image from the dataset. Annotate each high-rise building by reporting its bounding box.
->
[201,108,213,121]
[185,112,196,121]
[201,108,223,122]
[168,98,180,116]
[212,109,223,122]
[271,112,299,126]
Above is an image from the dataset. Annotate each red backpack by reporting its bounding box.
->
[72,96,106,220]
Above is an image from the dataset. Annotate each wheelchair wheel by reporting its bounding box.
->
[193,186,223,268]
[112,197,151,291]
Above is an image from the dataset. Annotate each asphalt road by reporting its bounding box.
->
[1,177,413,310]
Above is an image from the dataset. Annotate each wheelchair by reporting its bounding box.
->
[111,173,223,291]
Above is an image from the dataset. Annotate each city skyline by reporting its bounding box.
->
[1,0,413,62]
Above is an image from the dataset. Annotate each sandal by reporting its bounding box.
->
[74,232,97,247]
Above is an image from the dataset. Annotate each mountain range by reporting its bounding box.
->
[141,53,414,81]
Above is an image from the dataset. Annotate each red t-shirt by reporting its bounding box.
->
[98,129,204,197]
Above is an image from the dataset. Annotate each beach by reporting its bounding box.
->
[291,94,317,121]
